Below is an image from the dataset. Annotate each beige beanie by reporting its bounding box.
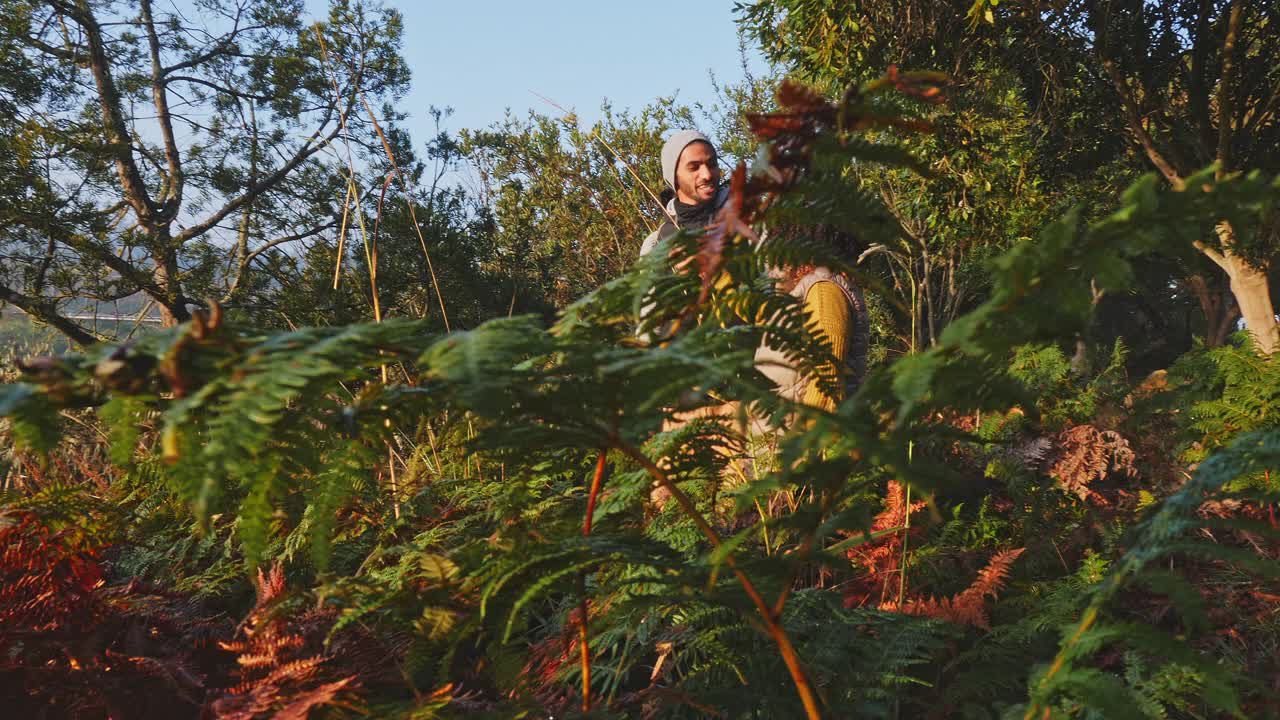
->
[660,130,715,189]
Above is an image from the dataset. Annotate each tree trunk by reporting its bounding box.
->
[151,232,189,327]
[1207,222,1279,354]
[1224,252,1278,353]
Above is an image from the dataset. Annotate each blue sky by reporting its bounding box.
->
[306,1,768,139]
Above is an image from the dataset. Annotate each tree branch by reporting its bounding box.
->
[1189,0,1216,161]
[50,0,159,228]
[1101,58,1186,189]
[173,106,340,244]
[0,285,98,347]
[220,221,338,304]
[164,74,275,102]
[1193,239,1229,271]
[60,233,170,303]
[159,22,270,78]
[1244,84,1280,137]
[1215,0,1246,178]
[140,0,183,223]
[243,222,336,267]
[21,32,88,64]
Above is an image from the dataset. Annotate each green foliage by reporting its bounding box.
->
[460,100,695,309]
[1185,338,1280,450]
[4,62,1280,720]
[0,382,58,453]
[1024,428,1280,718]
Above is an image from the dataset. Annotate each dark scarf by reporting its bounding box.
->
[673,195,719,229]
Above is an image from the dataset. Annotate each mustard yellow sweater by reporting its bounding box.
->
[802,281,851,411]
[716,274,852,410]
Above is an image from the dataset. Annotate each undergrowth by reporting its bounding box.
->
[3,74,1280,719]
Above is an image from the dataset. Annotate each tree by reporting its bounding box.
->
[458,76,781,314]
[1019,0,1280,353]
[738,0,1280,354]
[0,0,409,345]
[738,1,1058,352]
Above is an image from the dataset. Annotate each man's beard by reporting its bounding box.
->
[681,182,716,204]
[674,185,721,228]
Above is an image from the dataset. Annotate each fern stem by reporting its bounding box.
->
[754,498,772,555]
[386,441,400,520]
[331,183,352,290]
[1022,606,1099,719]
[897,481,911,607]
[612,436,824,720]
[577,449,608,713]
[584,449,607,536]
[896,440,916,609]
[577,574,591,714]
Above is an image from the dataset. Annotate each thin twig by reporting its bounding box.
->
[332,183,352,290]
[360,95,451,331]
[312,24,396,518]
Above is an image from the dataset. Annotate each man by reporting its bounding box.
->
[639,130,867,411]
[640,129,728,256]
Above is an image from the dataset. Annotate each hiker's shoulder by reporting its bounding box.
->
[639,228,661,257]
[640,201,679,258]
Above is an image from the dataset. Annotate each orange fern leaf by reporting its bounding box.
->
[1048,425,1137,504]
[885,548,1025,630]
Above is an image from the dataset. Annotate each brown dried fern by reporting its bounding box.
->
[0,509,228,717]
[211,565,356,719]
[843,481,927,608]
[1048,425,1137,504]
[210,563,408,719]
[883,548,1025,630]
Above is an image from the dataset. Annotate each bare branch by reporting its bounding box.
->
[1101,58,1186,189]
[0,285,99,347]
[141,0,183,222]
[1215,0,1246,178]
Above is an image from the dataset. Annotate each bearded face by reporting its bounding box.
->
[674,141,720,205]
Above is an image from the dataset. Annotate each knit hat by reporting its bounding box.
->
[661,130,715,190]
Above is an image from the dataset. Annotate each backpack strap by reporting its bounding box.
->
[657,219,678,243]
